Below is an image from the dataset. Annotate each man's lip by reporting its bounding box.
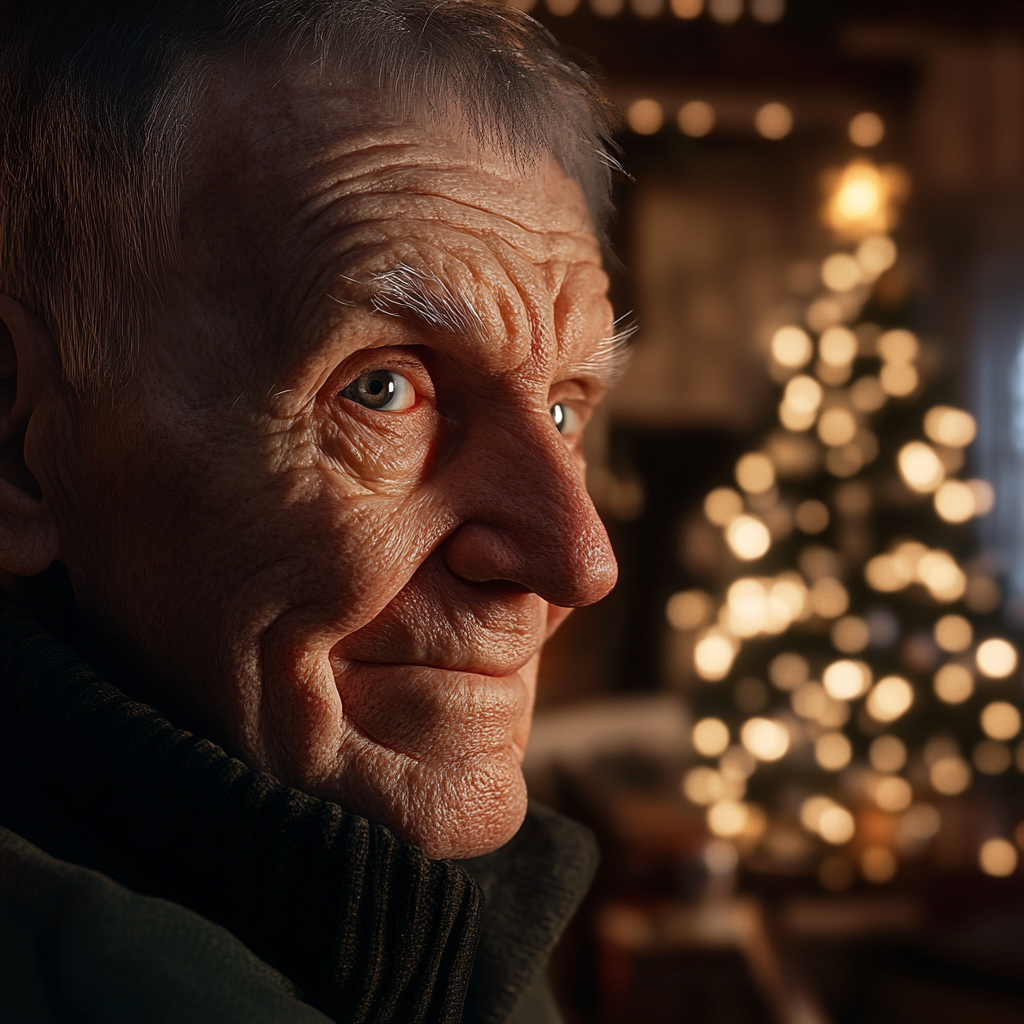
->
[330,661,528,760]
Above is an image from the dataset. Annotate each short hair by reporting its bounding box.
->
[0,0,620,395]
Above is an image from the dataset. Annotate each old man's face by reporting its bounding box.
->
[39,74,618,859]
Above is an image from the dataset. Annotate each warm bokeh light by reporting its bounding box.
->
[819,326,858,366]
[850,375,886,412]
[794,499,829,533]
[879,362,918,397]
[631,0,664,16]
[683,766,726,805]
[966,575,1001,614]
[821,254,862,292]
[874,776,913,813]
[934,663,974,704]
[981,701,1022,741]
[869,735,907,774]
[670,0,703,16]
[848,111,885,148]
[769,652,809,691]
[693,717,731,757]
[755,102,793,140]
[545,0,580,13]
[968,479,996,515]
[930,755,971,795]
[923,405,976,448]
[898,442,944,493]
[861,845,896,883]
[749,0,785,23]
[866,676,914,722]
[783,374,823,415]
[677,100,716,137]
[856,234,897,276]
[976,639,1018,679]
[590,0,625,13]
[973,739,1011,775]
[823,659,871,700]
[735,452,776,494]
[627,98,664,134]
[817,407,857,447]
[810,577,850,619]
[771,325,813,367]
[934,615,972,653]
[694,630,736,681]
[800,795,834,833]
[819,806,856,845]
[821,159,906,237]
[918,550,967,602]
[791,681,828,721]
[666,589,712,630]
[740,717,790,761]
[815,731,852,770]
[832,615,870,653]
[726,578,770,637]
[877,328,919,363]
[980,838,1018,877]
[704,486,743,526]
[708,0,743,25]
[934,480,976,523]
[707,799,749,837]
[726,515,771,560]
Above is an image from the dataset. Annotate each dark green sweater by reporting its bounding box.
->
[0,601,597,1023]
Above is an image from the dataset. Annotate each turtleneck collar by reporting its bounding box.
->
[0,599,482,1023]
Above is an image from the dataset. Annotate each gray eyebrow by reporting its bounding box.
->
[370,263,486,342]
[364,263,635,391]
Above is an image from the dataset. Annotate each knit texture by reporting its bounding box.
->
[0,601,482,1024]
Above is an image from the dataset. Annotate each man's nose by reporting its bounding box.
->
[439,415,618,608]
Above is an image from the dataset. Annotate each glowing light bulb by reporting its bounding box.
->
[769,652,809,691]
[817,407,858,447]
[981,701,1022,741]
[666,589,712,630]
[704,487,743,526]
[980,838,1018,877]
[934,664,974,704]
[976,639,1018,679]
[683,766,725,805]
[771,325,813,367]
[819,806,855,845]
[930,756,971,795]
[848,112,885,148]
[815,731,852,771]
[677,100,715,137]
[923,406,976,448]
[934,481,976,523]
[823,659,871,700]
[726,515,771,560]
[627,98,664,134]
[694,631,735,681]
[934,615,972,653]
[869,735,907,773]
[755,102,793,140]
[735,452,775,494]
[707,799,749,837]
[898,442,945,493]
[866,676,914,722]
[740,717,790,761]
[856,235,897,276]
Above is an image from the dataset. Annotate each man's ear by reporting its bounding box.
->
[0,295,60,576]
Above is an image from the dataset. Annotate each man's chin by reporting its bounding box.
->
[310,742,530,861]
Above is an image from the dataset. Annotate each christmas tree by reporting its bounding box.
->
[670,159,1023,889]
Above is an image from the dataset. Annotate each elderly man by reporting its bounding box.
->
[0,1,625,1021]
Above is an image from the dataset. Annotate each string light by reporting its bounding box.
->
[670,0,703,16]
[979,838,1018,877]
[934,480,976,523]
[795,499,829,533]
[750,0,785,23]
[866,675,914,722]
[873,776,912,812]
[545,0,580,13]
[976,639,1018,679]
[815,731,852,770]
[820,159,907,237]
[934,664,974,704]
[810,577,849,618]
[869,735,907,773]
[708,0,742,24]
[769,652,809,691]
[817,408,858,447]
[704,487,743,525]
[819,805,856,845]
[856,235,897,276]
[755,102,793,140]
[771,325,813,367]
[821,254,862,292]
[678,100,716,137]
[823,659,871,700]
[707,799,750,837]
[694,629,736,680]
[683,766,726,804]
[740,717,790,760]
[726,515,771,560]
[590,0,625,12]
[973,739,1011,775]
[850,376,886,412]
[693,717,731,756]
[831,615,870,653]
[848,112,885,148]
[898,442,944,493]
[627,98,664,134]
[631,0,664,15]
[980,702,1022,741]
[924,406,976,447]
[934,615,972,652]
[930,755,971,795]
[735,452,776,493]
[819,326,858,366]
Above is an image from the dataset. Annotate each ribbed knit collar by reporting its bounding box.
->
[0,600,483,1023]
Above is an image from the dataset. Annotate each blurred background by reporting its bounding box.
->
[508,1,1024,1021]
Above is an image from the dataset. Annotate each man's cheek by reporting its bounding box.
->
[319,413,435,491]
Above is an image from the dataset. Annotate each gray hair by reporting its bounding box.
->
[0,0,620,395]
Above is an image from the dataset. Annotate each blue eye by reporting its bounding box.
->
[341,370,415,412]
[551,402,579,435]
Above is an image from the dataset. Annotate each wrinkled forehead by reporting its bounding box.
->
[178,65,602,325]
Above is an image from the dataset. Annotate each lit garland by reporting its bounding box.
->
[670,227,1024,887]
